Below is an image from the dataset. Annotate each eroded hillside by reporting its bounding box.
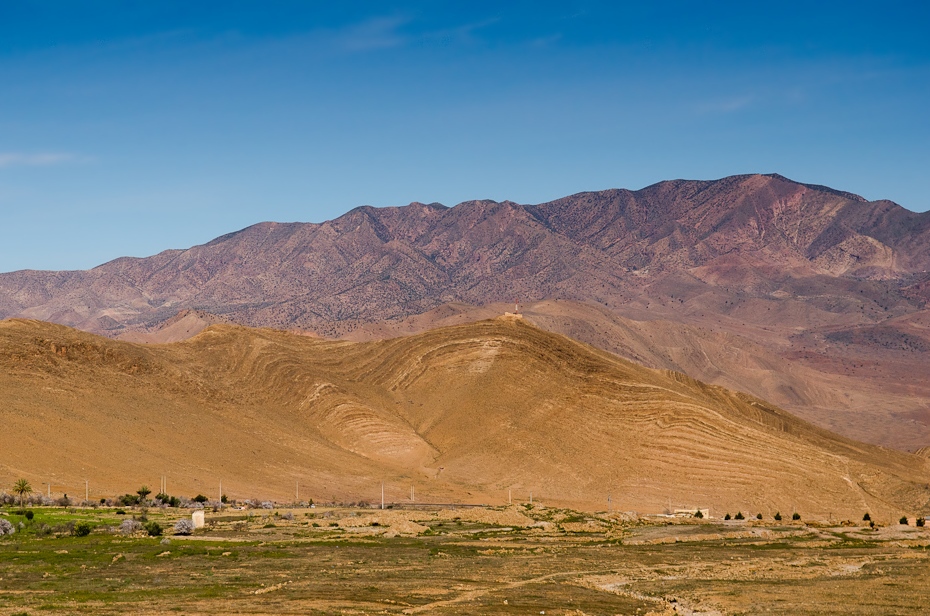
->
[2,316,928,518]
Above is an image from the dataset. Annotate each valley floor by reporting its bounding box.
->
[1,505,929,615]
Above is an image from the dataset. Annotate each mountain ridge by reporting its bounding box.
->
[2,172,929,450]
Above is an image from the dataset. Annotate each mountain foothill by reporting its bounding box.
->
[2,173,929,515]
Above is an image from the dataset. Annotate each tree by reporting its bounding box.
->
[137,486,152,502]
[13,479,32,511]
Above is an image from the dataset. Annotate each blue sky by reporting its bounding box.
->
[1,1,928,272]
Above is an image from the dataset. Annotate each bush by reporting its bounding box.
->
[900,516,909,525]
[115,509,126,515]
[863,512,871,521]
[0,518,15,536]
[221,494,228,504]
[119,519,142,535]
[174,519,194,536]
[792,512,801,521]
[724,513,731,520]
[72,522,93,537]
[192,494,208,504]
[144,522,162,537]
[735,512,745,520]
[261,501,274,509]
[25,511,34,521]
[118,494,141,507]
[774,512,782,521]
[693,510,703,519]
[756,513,763,520]
[917,518,925,527]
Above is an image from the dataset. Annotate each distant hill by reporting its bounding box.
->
[2,317,928,518]
[1,173,929,450]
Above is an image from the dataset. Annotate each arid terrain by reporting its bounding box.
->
[1,502,930,615]
[1,174,928,451]
[2,316,929,521]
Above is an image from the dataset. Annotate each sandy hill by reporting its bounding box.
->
[2,317,927,519]
[344,300,930,452]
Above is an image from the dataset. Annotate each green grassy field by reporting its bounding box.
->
[1,505,929,615]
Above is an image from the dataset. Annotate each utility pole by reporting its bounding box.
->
[381,482,385,510]
[410,485,414,502]
[508,489,512,506]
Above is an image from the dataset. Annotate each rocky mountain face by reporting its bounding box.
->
[2,173,929,449]
[2,173,927,336]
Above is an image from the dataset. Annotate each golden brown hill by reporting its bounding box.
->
[1,317,928,519]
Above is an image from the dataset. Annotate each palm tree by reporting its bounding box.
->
[13,478,32,511]
[136,485,151,503]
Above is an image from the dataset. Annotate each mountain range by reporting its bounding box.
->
[2,173,929,451]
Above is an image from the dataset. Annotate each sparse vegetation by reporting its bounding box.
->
[173,519,194,535]
[1,502,929,614]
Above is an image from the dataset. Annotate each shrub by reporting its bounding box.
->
[693,510,703,519]
[735,512,744,520]
[118,494,140,507]
[56,494,71,507]
[173,519,194,536]
[281,512,294,521]
[115,509,126,515]
[119,519,142,535]
[756,513,763,520]
[25,511,34,521]
[221,494,228,504]
[792,512,801,521]
[863,512,871,521]
[0,519,15,536]
[774,512,782,521]
[144,521,162,537]
[917,518,925,527]
[900,516,909,525]
[192,494,208,504]
[261,501,274,509]
[724,513,731,520]
[72,522,93,537]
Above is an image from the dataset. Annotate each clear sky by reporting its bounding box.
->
[1,1,928,272]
